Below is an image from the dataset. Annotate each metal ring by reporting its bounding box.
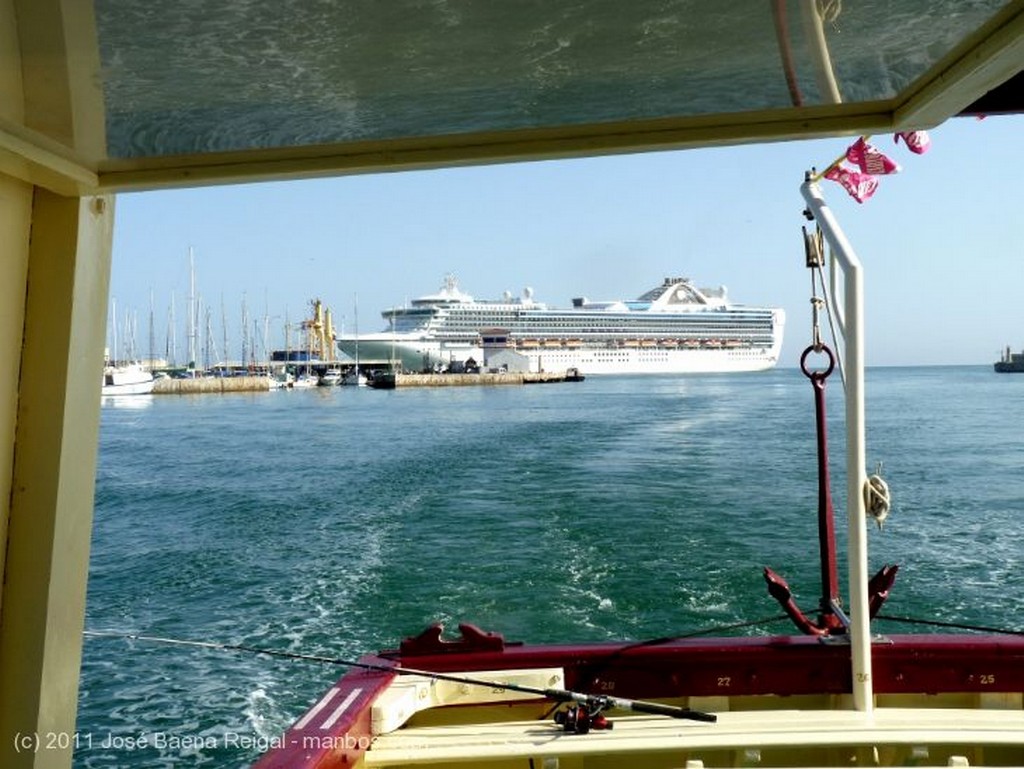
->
[800,344,835,379]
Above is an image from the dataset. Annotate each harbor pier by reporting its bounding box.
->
[369,370,583,389]
[152,376,272,394]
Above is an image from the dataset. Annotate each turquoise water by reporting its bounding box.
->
[77,367,1024,766]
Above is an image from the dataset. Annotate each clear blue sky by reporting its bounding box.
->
[108,114,1022,368]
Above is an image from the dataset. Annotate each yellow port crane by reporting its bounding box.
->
[301,298,338,362]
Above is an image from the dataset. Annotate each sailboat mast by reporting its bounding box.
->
[221,294,229,370]
[148,289,155,370]
[262,313,270,368]
[169,291,177,367]
[188,246,196,369]
[111,298,117,366]
[284,309,291,377]
[196,294,204,369]
[125,309,136,361]
[204,305,213,370]
[240,293,250,368]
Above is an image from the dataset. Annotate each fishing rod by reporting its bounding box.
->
[84,629,717,732]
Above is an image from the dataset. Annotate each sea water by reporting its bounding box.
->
[76,366,1024,767]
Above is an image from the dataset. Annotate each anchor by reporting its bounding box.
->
[764,344,897,636]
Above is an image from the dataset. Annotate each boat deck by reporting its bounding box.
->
[255,632,1024,769]
[364,707,1024,768]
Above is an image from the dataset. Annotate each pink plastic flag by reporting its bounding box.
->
[894,130,931,154]
[846,137,900,175]
[824,164,879,204]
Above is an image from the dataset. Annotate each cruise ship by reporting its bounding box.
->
[337,275,784,375]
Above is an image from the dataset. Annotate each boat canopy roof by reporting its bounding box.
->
[6,3,1021,197]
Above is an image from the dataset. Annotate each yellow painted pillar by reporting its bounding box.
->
[0,174,32,622]
[0,177,114,769]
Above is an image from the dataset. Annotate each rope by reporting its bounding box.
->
[875,614,1024,637]
[817,0,842,25]
[812,264,846,388]
[864,468,891,528]
[801,0,842,104]
[608,614,792,652]
[771,0,804,106]
[84,630,354,666]
[86,616,794,666]
[809,295,825,351]
[83,629,718,723]
[805,226,845,389]
[568,615,792,713]
[657,614,793,639]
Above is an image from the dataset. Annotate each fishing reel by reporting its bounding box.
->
[553,698,613,734]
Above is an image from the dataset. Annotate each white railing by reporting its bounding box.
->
[800,177,872,713]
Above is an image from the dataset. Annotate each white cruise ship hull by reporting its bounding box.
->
[340,331,783,375]
[524,344,781,374]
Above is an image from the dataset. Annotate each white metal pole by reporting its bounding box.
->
[801,177,872,714]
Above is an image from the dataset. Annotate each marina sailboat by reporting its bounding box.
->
[341,295,368,386]
[102,299,154,397]
[291,370,319,388]
[340,367,367,386]
[100,363,154,396]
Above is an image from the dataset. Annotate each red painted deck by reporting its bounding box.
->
[254,624,1024,768]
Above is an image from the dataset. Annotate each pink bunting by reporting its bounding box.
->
[824,164,879,204]
[894,130,931,154]
[846,137,900,175]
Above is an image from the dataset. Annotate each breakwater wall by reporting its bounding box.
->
[153,376,271,394]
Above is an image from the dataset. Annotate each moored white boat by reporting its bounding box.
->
[291,372,319,389]
[340,369,368,386]
[320,367,343,386]
[101,363,155,396]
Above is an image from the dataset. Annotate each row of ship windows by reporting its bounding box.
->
[431,313,774,325]
[433,318,775,327]
[436,328,775,337]
[433,309,774,318]
[535,350,768,359]
[456,336,777,344]
[434,324,775,333]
